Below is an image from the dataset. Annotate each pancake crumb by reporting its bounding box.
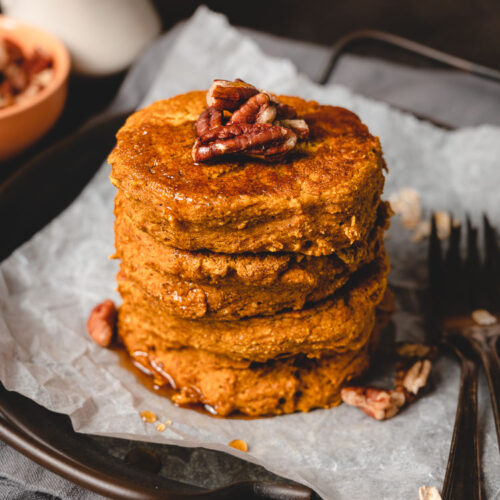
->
[229,439,248,452]
[140,410,157,423]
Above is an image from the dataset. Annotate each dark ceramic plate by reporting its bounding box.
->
[2,31,494,499]
[0,112,314,499]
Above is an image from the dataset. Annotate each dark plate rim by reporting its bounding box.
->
[3,27,493,498]
[0,112,313,500]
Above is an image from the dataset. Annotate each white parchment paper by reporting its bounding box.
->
[1,7,500,499]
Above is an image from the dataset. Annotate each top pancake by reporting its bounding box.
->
[109,91,386,256]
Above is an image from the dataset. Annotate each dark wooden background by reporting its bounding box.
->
[1,0,499,183]
[158,0,500,69]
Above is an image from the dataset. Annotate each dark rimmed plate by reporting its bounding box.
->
[0,113,314,500]
[2,29,491,497]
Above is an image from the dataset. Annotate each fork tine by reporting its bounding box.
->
[483,214,498,260]
[428,214,444,333]
[429,214,443,291]
[464,215,481,310]
[483,214,500,309]
[444,216,465,314]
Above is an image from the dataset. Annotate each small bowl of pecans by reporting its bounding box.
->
[0,15,70,162]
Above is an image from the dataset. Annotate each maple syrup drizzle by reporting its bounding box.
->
[110,344,258,420]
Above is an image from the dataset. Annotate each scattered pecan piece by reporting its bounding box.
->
[389,187,422,230]
[341,386,406,420]
[195,106,223,138]
[206,79,259,111]
[87,299,117,347]
[193,123,297,163]
[471,308,498,326]
[419,486,443,500]
[342,341,436,420]
[395,342,435,401]
[396,359,432,399]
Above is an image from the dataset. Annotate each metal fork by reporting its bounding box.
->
[428,214,500,500]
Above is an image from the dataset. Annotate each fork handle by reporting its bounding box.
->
[470,335,500,452]
[442,342,482,500]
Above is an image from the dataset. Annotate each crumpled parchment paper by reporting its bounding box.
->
[1,7,500,499]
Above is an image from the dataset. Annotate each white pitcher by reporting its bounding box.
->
[1,0,161,76]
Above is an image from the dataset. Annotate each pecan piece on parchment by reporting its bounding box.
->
[192,123,297,163]
[87,299,117,347]
[419,486,443,500]
[341,342,436,420]
[395,358,433,402]
[395,342,436,402]
[340,386,406,420]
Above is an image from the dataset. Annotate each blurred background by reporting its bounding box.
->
[1,0,499,181]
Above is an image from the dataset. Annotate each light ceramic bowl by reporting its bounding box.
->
[0,15,70,162]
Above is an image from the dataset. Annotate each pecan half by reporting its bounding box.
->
[229,93,276,125]
[395,358,432,402]
[207,79,259,111]
[195,106,224,138]
[341,386,406,420]
[192,123,297,162]
[471,308,498,326]
[87,299,117,347]
[195,79,307,162]
[402,359,432,395]
[395,342,435,401]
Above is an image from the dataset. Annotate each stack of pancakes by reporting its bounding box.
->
[109,91,391,417]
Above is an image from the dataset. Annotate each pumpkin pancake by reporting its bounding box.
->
[114,197,390,319]
[116,250,389,362]
[109,91,386,256]
[118,292,393,417]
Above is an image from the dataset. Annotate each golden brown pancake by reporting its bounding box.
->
[118,297,393,417]
[114,196,390,319]
[109,91,386,256]
[110,88,393,417]
[117,250,389,362]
